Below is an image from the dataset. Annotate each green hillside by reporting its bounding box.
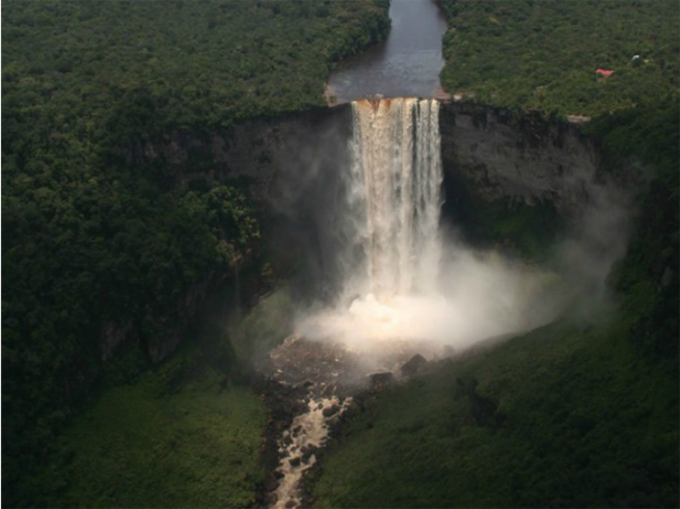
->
[313,319,677,508]
[45,364,266,508]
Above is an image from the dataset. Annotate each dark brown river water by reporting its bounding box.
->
[326,0,448,103]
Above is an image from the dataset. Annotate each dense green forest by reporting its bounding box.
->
[313,320,678,508]
[435,0,679,117]
[1,1,389,506]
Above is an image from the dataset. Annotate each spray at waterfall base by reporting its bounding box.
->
[256,98,629,509]
[283,98,559,373]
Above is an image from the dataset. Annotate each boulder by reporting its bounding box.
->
[369,372,393,387]
[264,474,279,492]
[400,354,428,377]
[322,404,340,418]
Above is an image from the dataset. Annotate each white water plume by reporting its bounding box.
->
[297,98,558,358]
[339,98,442,300]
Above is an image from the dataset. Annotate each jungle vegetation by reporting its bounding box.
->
[1,1,389,506]
[435,0,679,117]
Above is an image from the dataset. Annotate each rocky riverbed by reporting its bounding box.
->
[252,335,446,509]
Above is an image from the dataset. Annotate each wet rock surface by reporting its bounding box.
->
[400,353,429,377]
[369,371,394,388]
[258,335,368,399]
[254,335,447,509]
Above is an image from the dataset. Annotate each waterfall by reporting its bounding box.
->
[298,97,454,351]
[268,100,445,508]
[341,98,443,302]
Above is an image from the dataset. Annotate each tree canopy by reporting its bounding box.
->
[1,1,390,506]
[435,0,679,116]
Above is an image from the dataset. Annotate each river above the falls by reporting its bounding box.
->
[326,0,448,103]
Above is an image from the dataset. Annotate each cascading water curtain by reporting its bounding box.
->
[342,98,443,302]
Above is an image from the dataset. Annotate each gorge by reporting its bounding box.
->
[230,96,630,508]
[75,78,642,509]
[3,0,677,507]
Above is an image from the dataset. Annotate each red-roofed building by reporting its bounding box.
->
[596,68,614,77]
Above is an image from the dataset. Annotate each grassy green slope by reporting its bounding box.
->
[49,360,266,508]
[21,282,300,508]
[312,318,678,508]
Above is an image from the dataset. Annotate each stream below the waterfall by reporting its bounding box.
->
[257,335,444,509]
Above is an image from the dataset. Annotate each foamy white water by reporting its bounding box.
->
[299,97,554,354]
[271,396,351,509]
[342,98,443,300]
[299,98,462,354]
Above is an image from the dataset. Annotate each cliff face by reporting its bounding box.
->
[137,101,626,223]
[132,105,352,208]
[113,106,353,363]
[439,102,603,217]
[114,100,635,363]
[99,272,219,364]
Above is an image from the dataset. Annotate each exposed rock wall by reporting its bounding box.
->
[111,106,353,363]
[113,100,638,363]
[439,101,602,217]
[136,100,624,224]
[133,105,352,208]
